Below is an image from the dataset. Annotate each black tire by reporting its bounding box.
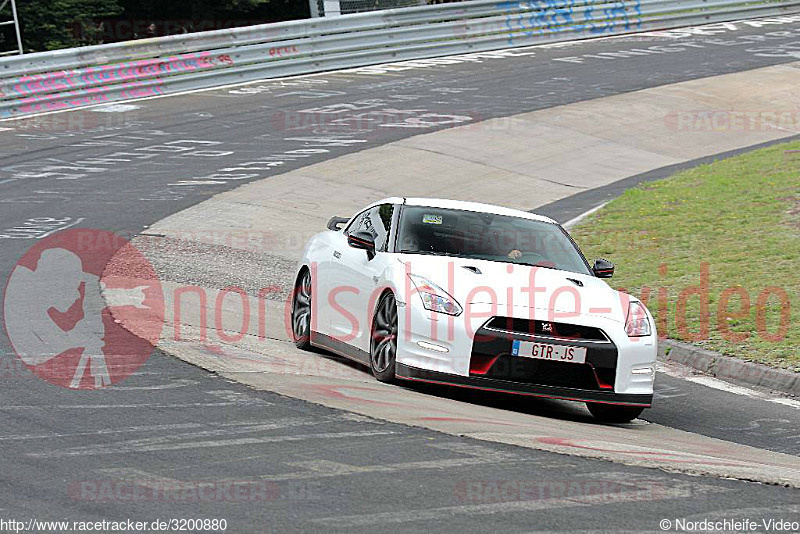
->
[370,292,398,382]
[586,402,645,423]
[291,269,313,350]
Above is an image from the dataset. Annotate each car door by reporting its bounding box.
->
[330,204,394,352]
[312,227,348,338]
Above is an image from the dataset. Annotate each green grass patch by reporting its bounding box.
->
[571,141,800,370]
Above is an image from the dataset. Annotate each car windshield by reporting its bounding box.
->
[396,206,591,275]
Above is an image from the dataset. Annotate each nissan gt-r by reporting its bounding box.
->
[291,198,657,422]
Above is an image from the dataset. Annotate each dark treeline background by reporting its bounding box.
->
[12,0,310,52]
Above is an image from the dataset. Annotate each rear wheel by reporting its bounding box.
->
[586,402,645,423]
[291,269,313,350]
[370,292,398,382]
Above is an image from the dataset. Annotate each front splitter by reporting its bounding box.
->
[395,363,653,407]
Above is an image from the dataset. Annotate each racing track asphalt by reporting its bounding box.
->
[1,19,799,530]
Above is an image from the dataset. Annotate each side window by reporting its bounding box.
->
[344,209,370,236]
[374,204,394,252]
[345,204,394,252]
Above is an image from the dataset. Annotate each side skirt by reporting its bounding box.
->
[395,363,652,407]
[311,332,371,367]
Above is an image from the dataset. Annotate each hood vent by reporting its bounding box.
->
[566,277,584,287]
[462,266,482,274]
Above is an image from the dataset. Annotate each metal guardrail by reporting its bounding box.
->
[2,0,800,119]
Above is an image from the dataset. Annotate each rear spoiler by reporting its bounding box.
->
[327,216,349,231]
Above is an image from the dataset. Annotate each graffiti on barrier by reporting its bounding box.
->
[0,52,235,117]
[497,0,642,45]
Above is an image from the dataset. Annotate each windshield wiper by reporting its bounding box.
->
[399,250,462,257]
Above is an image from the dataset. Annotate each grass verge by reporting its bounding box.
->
[571,140,799,370]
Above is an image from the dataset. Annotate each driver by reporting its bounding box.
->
[506,231,542,261]
[480,230,526,260]
[399,234,418,252]
[507,246,554,268]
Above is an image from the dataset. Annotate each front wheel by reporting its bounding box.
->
[586,402,645,423]
[291,269,313,350]
[370,292,398,382]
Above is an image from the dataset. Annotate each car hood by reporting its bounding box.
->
[397,254,632,324]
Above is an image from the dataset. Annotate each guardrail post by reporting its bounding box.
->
[323,0,341,16]
[10,0,21,54]
[309,0,321,18]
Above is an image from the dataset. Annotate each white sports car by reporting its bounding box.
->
[291,198,657,422]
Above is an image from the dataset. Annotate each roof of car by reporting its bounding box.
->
[367,197,557,224]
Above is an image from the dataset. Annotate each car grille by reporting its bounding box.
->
[470,321,618,390]
[484,316,608,342]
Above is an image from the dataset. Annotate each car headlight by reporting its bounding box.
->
[408,274,462,316]
[625,301,652,337]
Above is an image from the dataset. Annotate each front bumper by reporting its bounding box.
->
[397,304,655,405]
[396,363,653,406]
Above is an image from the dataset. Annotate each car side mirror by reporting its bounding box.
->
[327,216,349,231]
[593,258,614,278]
[348,231,376,259]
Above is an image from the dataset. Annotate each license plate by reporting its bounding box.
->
[511,340,587,364]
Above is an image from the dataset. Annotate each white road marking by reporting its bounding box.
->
[278,457,507,480]
[562,202,608,229]
[111,378,198,390]
[263,451,558,482]
[274,442,522,480]
[37,217,84,238]
[0,400,270,409]
[1,415,348,442]
[28,429,397,458]
[91,104,141,113]
[168,180,228,186]
[658,363,800,410]
[769,397,800,409]
[0,423,202,441]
